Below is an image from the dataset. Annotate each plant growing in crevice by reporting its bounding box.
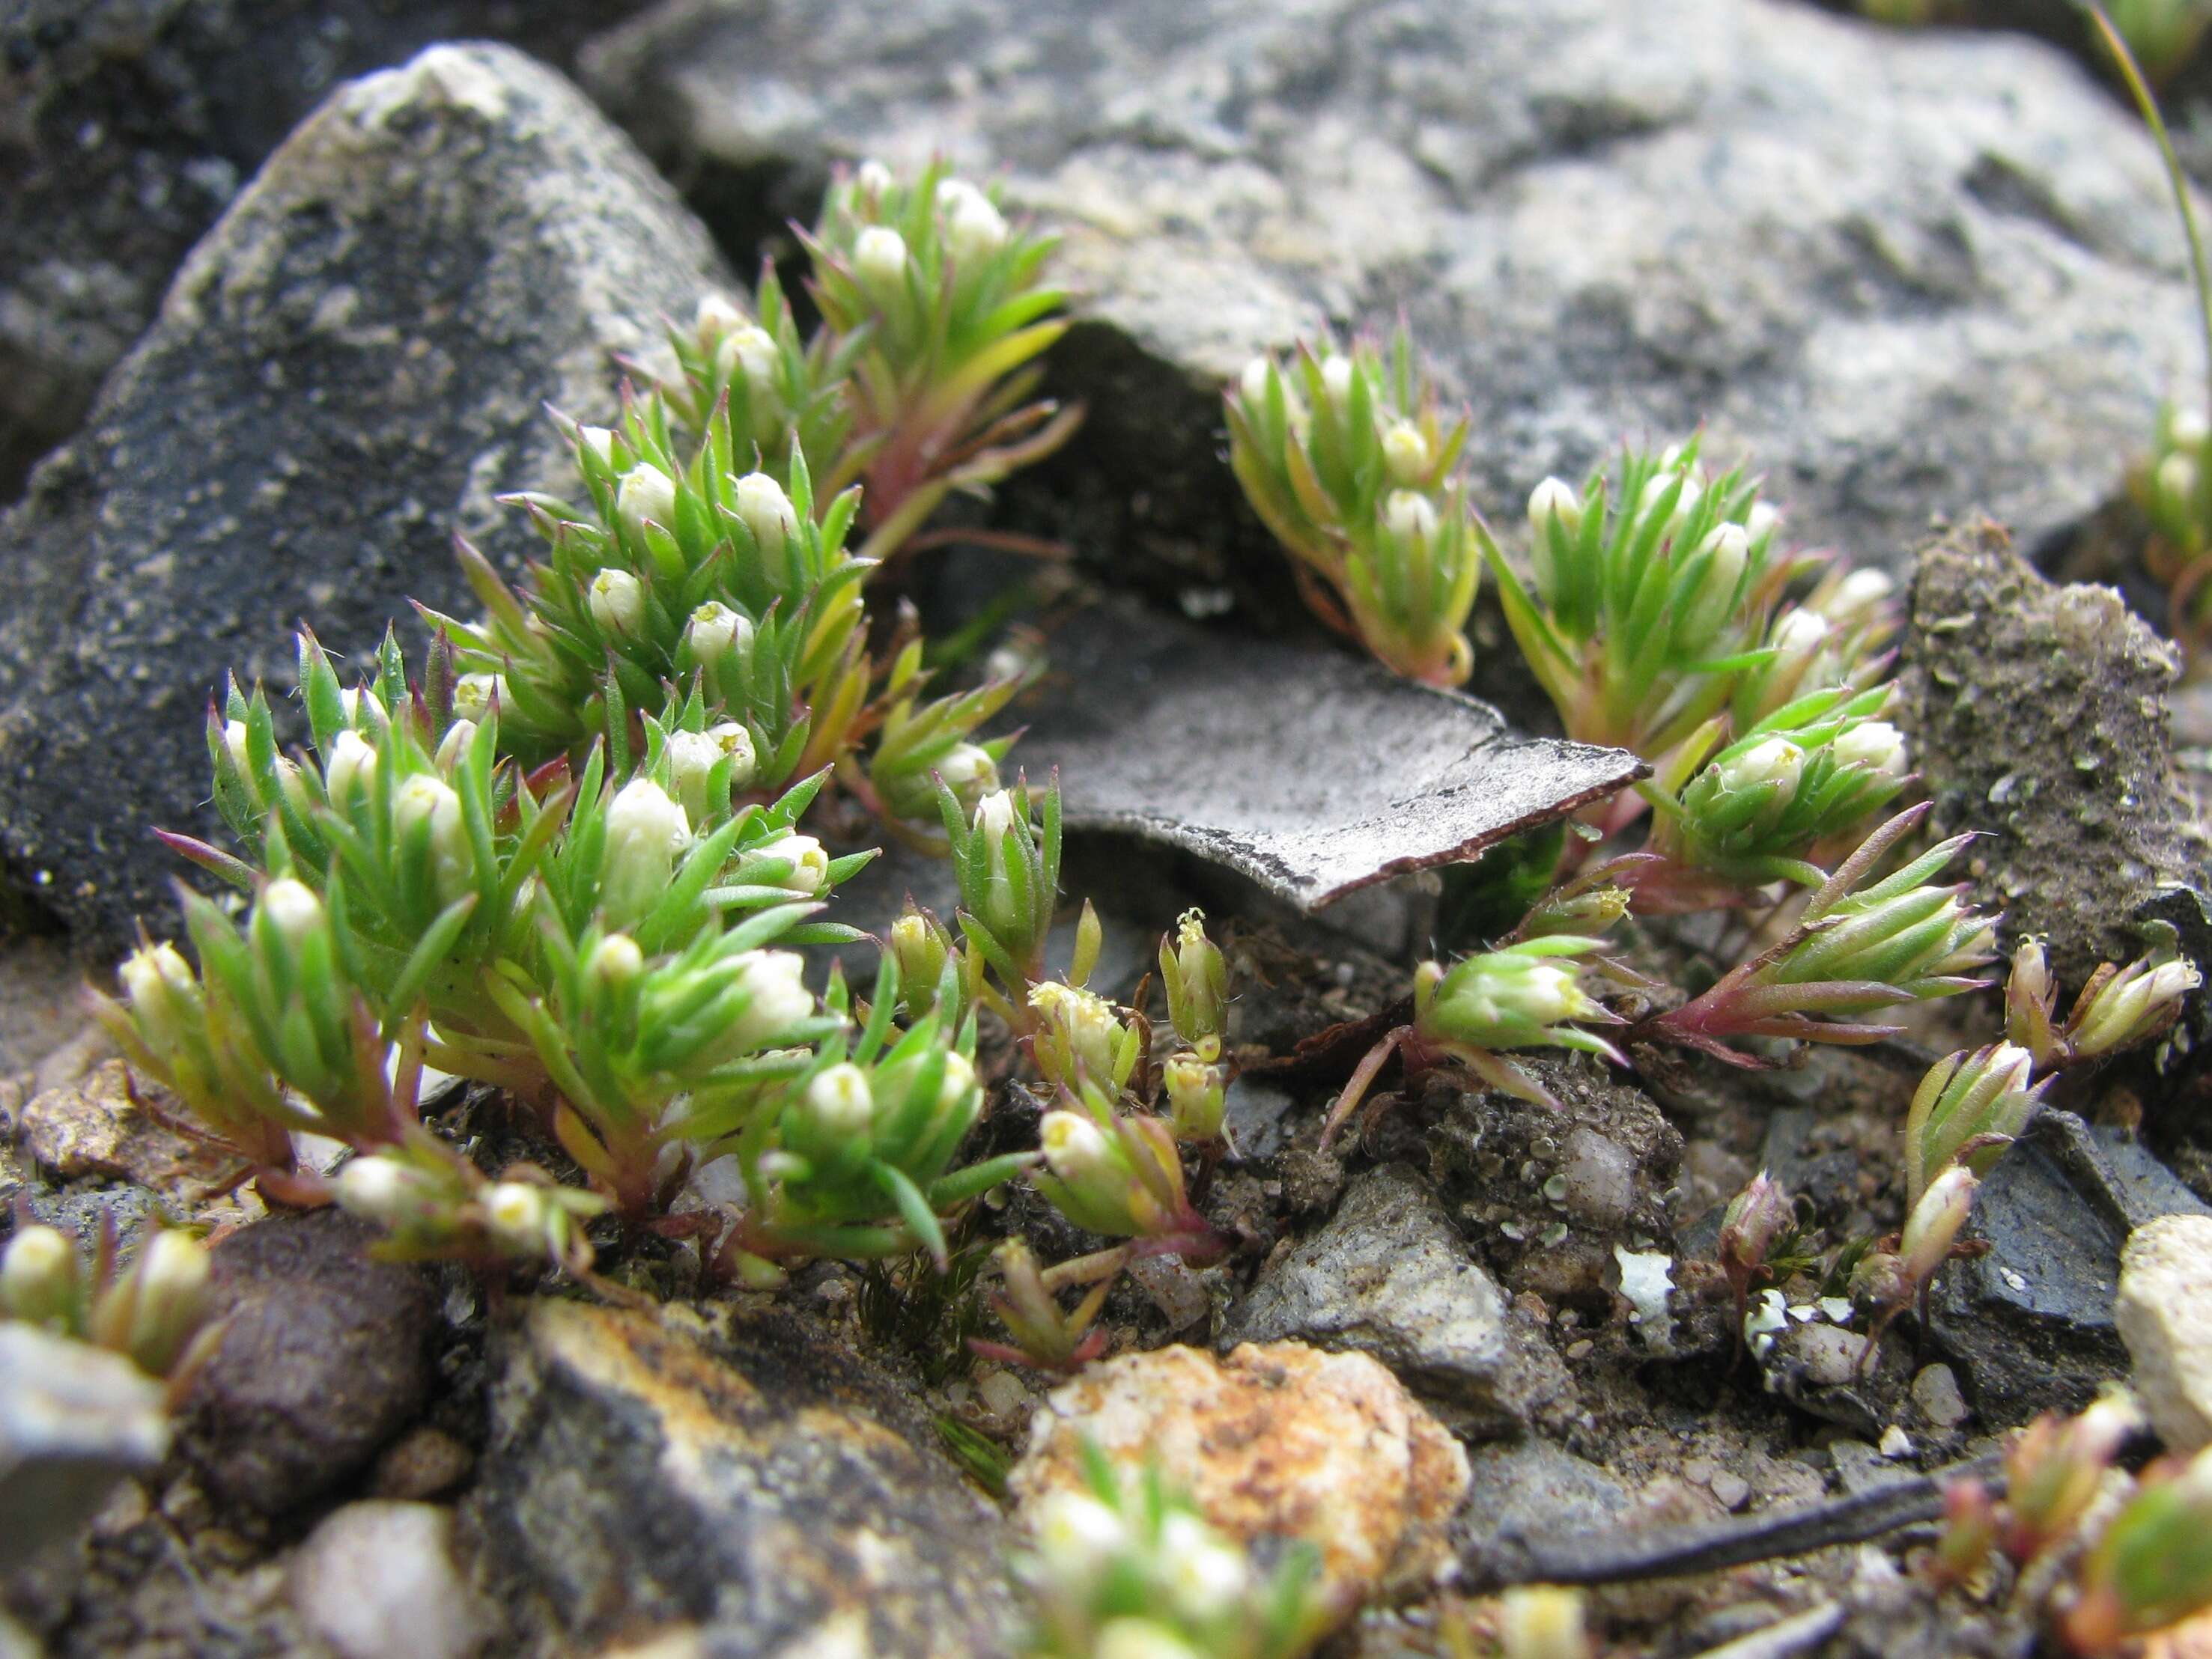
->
[1227,329,1483,686]
[2005,937,2202,1071]
[1,1217,219,1383]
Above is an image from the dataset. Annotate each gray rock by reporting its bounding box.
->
[583,0,2198,609]
[1900,518,2209,987]
[468,1297,1017,1658]
[0,0,656,501]
[1454,1437,1629,1559]
[1230,1163,1573,1431]
[2115,1214,2212,1455]
[1021,599,1641,912]
[0,1324,168,1572]
[0,40,731,950]
[180,1209,440,1514]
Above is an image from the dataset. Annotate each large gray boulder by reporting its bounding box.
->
[584,0,2202,600]
[0,40,730,949]
[0,0,657,501]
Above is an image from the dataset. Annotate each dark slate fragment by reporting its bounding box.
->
[0,42,730,951]
[1017,601,1642,912]
[468,1298,1016,1658]
[179,1209,439,1514]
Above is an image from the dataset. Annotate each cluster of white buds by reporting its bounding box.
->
[601,776,691,928]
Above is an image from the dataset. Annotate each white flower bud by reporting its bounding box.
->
[1745,500,1781,543]
[2175,407,2211,448]
[607,776,690,862]
[1160,1513,1248,1619]
[1528,475,1582,539]
[935,743,997,801]
[1040,1109,1113,1182]
[750,832,827,895]
[2149,958,2204,1004]
[589,567,646,638]
[483,1182,547,1250]
[1383,489,1439,542]
[1719,736,1805,797]
[714,324,780,405]
[579,424,616,468]
[708,722,758,789]
[854,225,910,291]
[434,718,476,774]
[1698,522,1750,588]
[222,719,252,775]
[1826,568,1896,630]
[131,1229,210,1311]
[733,470,800,551]
[2161,450,2202,510]
[1319,354,1355,412]
[684,601,752,665]
[261,877,325,950]
[728,950,814,1049]
[616,463,678,541]
[336,1155,417,1223]
[694,292,747,347]
[941,180,1009,264]
[1382,421,1431,486]
[806,1062,875,1136]
[1900,1165,1977,1284]
[1,1225,76,1315]
[1832,719,1908,779]
[936,1050,976,1109]
[666,729,723,821]
[325,728,378,805]
[1492,962,1588,1027]
[1772,606,1830,660]
[588,932,645,988]
[854,158,895,201]
[120,940,199,1025]
[396,773,470,899]
[1031,1488,1127,1584]
[973,788,1019,842]
[1237,356,1274,408]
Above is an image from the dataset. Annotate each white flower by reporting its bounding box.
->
[1040,1109,1113,1183]
[714,324,780,406]
[260,877,326,950]
[854,158,895,200]
[2160,450,2202,509]
[1718,736,1805,797]
[934,743,997,800]
[1159,1514,1248,1619]
[973,788,1019,843]
[1832,719,1907,779]
[589,567,646,637]
[806,1062,876,1136]
[1319,354,1355,413]
[854,225,910,291]
[578,424,616,468]
[666,729,726,820]
[684,601,751,665]
[120,940,198,1020]
[616,463,678,541]
[336,1156,417,1223]
[748,832,827,895]
[693,291,747,347]
[733,470,799,551]
[482,1182,547,1250]
[1382,420,1430,486]
[587,932,644,987]
[1,1226,74,1303]
[452,672,503,721]
[395,773,470,900]
[940,180,1009,264]
[602,776,690,926]
[1382,489,1438,542]
[1030,1488,1127,1584]
[727,950,814,1049]
[325,728,378,804]
[708,721,758,789]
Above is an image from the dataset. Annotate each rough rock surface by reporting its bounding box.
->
[18,1059,237,1201]
[0,0,656,499]
[468,1298,1016,1658]
[288,1500,493,1659]
[1011,1340,1469,1625]
[1900,518,2208,985]
[2115,1214,2212,1455]
[0,40,731,949]
[1020,599,1642,912]
[180,1209,440,1513]
[1229,1163,1573,1432]
[584,0,2199,608]
[0,1324,168,1572]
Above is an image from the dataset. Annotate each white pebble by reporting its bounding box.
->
[288,1500,490,1659]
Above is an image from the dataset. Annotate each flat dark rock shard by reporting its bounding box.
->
[1018,601,1644,910]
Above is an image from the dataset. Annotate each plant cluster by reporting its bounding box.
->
[94,159,1078,1276]
[1021,1445,1325,1659]
[1,1217,218,1382]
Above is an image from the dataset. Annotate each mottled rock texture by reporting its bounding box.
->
[583,0,2201,609]
[2116,1213,2212,1455]
[1012,1341,1468,1627]
[0,41,730,949]
[1900,517,2208,985]
[469,1299,1017,1658]
[0,0,655,499]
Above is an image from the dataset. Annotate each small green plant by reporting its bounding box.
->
[1847,1163,1983,1365]
[1902,1042,2048,1210]
[336,1133,609,1276]
[1021,1444,1325,1659]
[2063,1442,2212,1652]
[1320,931,1627,1147]
[1226,331,1482,686]
[2005,937,2202,1070]
[1,1220,218,1381]
[1631,805,1997,1065]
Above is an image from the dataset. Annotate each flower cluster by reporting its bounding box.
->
[1,1219,217,1381]
[1021,1448,1324,1659]
[337,1134,609,1276]
[1227,331,1483,685]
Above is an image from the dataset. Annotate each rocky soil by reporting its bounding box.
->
[5,4,2212,1658]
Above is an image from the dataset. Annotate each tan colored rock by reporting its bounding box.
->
[2116,1215,2212,1455]
[1009,1341,1468,1625]
[20,1059,237,1199]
